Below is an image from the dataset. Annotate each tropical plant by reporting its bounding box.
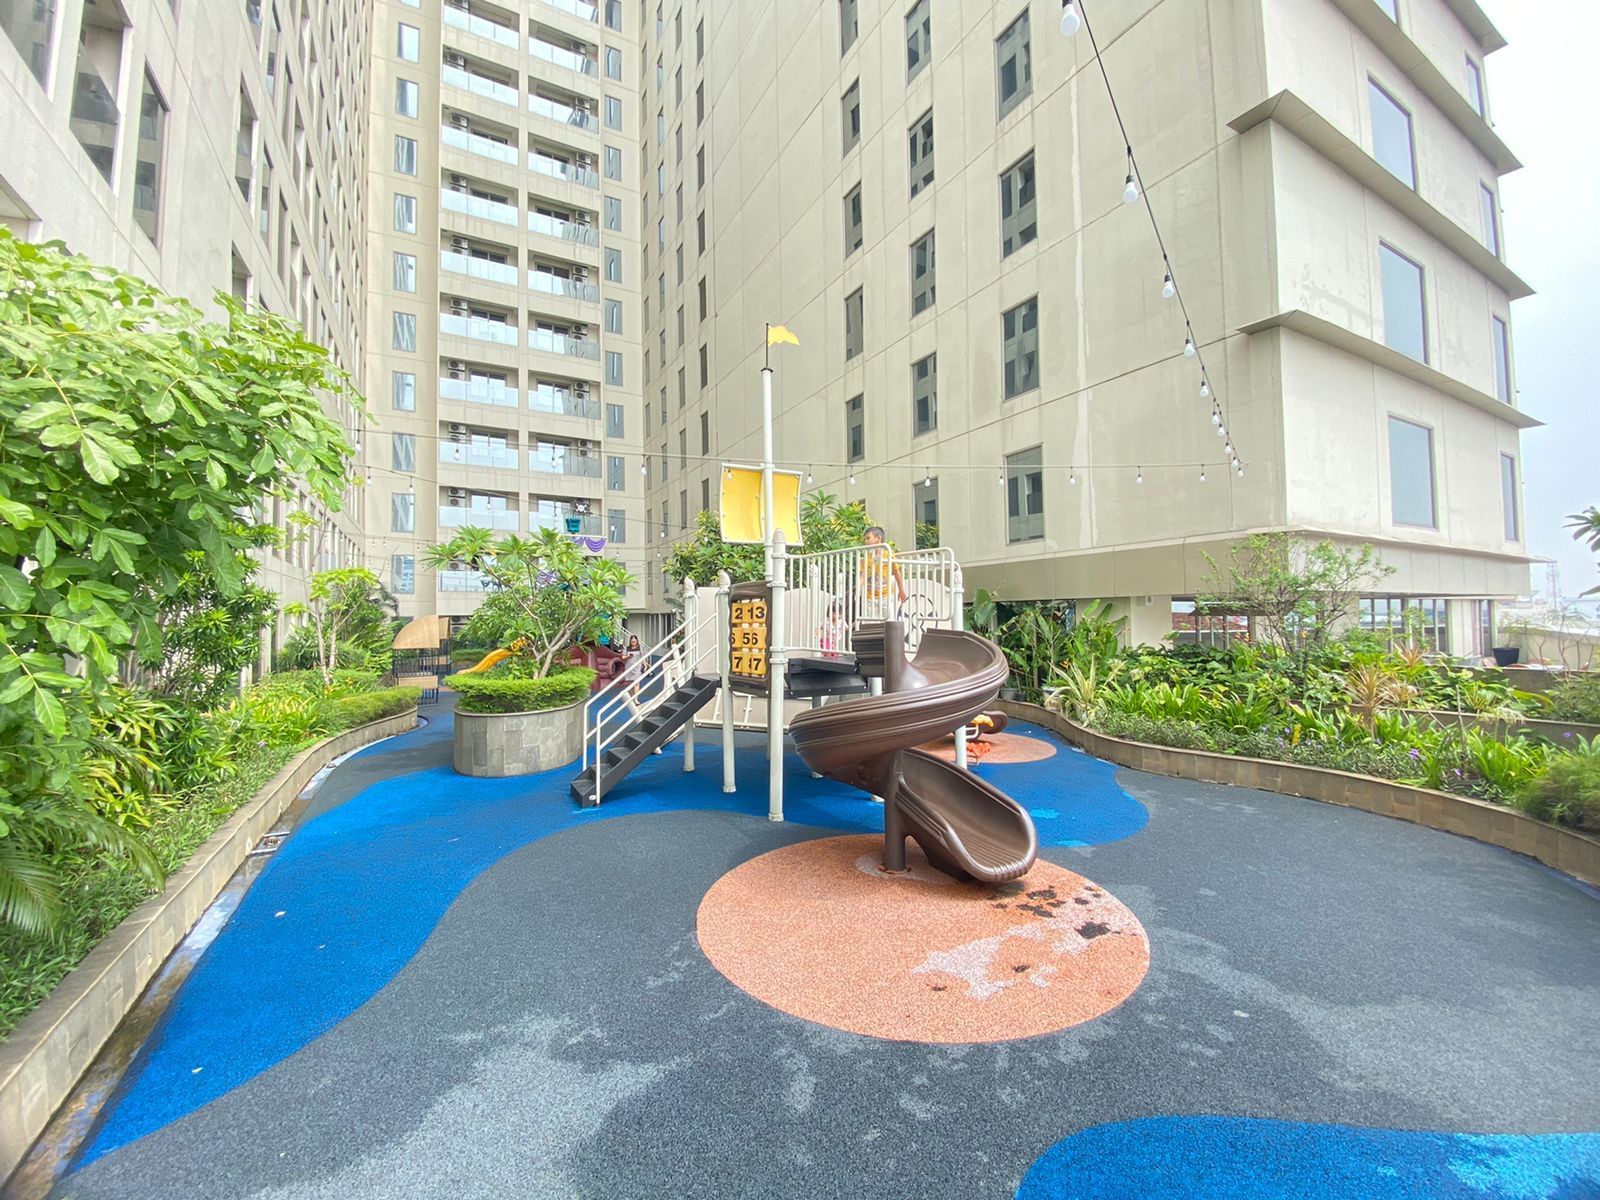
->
[1567,506,1600,597]
[1045,658,1124,722]
[664,491,882,586]
[1521,754,1600,830]
[1547,674,1600,726]
[283,568,397,683]
[450,667,597,714]
[1344,662,1419,734]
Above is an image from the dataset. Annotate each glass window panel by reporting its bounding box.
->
[1369,80,1415,188]
[1500,454,1518,541]
[1006,446,1044,543]
[397,23,419,61]
[1379,244,1427,363]
[132,73,167,242]
[392,311,416,351]
[996,10,1032,119]
[394,192,416,232]
[844,184,863,255]
[1003,297,1039,397]
[394,134,417,174]
[390,555,414,595]
[1000,152,1037,256]
[391,492,415,532]
[1480,184,1500,256]
[391,370,416,411]
[606,402,625,437]
[840,0,857,54]
[908,110,934,197]
[1492,316,1512,404]
[396,78,418,117]
[842,79,860,154]
[1465,57,1485,116]
[1387,415,1436,528]
[905,0,930,80]
[910,230,935,315]
[391,432,416,472]
[844,288,864,359]
[392,251,416,292]
[846,393,864,462]
[912,353,937,436]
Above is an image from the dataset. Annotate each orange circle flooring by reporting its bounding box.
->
[916,731,1059,765]
[696,835,1149,1043]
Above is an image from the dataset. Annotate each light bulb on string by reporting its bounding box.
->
[1199,379,1211,400]
[1237,462,1246,478]
[849,472,856,486]
[1136,466,1144,485]
[997,469,1005,488]
[1216,423,1227,438]
[1224,441,1233,456]
[1211,410,1221,427]
[1069,468,1077,486]
[923,470,932,487]
[1161,272,1176,300]
[1185,335,1196,358]
[1199,466,1207,483]
[1123,173,1139,205]
[1059,0,1081,36]
[806,465,813,484]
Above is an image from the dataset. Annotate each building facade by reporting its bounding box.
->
[635,0,1533,657]
[0,0,372,655]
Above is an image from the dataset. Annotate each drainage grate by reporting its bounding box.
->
[249,830,290,857]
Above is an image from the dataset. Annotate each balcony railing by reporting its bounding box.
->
[530,510,602,535]
[527,269,599,302]
[441,189,518,225]
[529,35,597,76]
[530,384,600,420]
[530,446,602,476]
[527,210,599,246]
[528,152,598,189]
[439,376,519,407]
[440,249,519,286]
[528,328,600,359]
[439,313,519,345]
[439,505,520,531]
[541,0,598,23]
[528,93,597,133]
[438,569,499,592]
[442,6,520,50]
[440,124,518,166]
[440,441,520,470]
[441,63,518,108]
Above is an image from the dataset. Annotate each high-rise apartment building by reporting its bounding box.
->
[1,0,371,654]
[638,0,1533,657]
[365,0,648,622]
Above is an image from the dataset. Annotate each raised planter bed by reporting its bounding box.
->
[454,699,584,777]
[1403,709,1600,746]
[0,707,418,1186]
[997,700,1600,890]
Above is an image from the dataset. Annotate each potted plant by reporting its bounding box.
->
[425,528,630,776]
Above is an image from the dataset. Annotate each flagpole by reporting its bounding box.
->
[761,334,775,583]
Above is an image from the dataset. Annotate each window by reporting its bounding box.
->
[132,73,168,243]
[235,91,254,200]
[1379,244,1427,363]
[608,509,626,544]
[1003,298,1039,397]
[845,288,864,359]
[391,555,415,595]
[698,276,708,321]
[1359,597,1406,645]
[699,343,708,386]
[608,455,625,490]
[392,371,416,411]
[697,145,706,189]
[396,78,418,118]
[605,46,622,79]
[606,350,624,385]
[905,0,930,79]
[604,247,622,281]
[908,110,934,197]
[696,81,704,126]
[910,230,935,315]
[697,19,704,62]
[604,195,622,230]
[605,299,623,333]
[1368,80,1415,189]
[1387,416,1436,528]
[678,366,686,407]
[394,193,417,232]
[391,432,416,473]
[391,492,415,533]
[604,0,621,31]
[3,0,54,85]
[604,95,622,129]
[1480,184,1500,256]
[397,23,418,61]
[604,144,622,179]
[1501,454,1519,541]
[844,185,863,255]
[996,9,1032,119]
[700,411,710,453]
[1491,316,1512,404]
[1006,446,1044,543]
[1465,57,1486,117]
[606,402,625,437]
[70,19,123,184]
[392,312,416,351]
[697,209,706,253]
[1412,598,1449,653]
[912,353,937,435]
[846,394,865,462]
[1000,152,1037,256]
[840,0,858,53]
[677,305,685,345]
[916,478,939,547]
[842,80,860,154]
[1374,0,1399,21]
[394,135,417,175]
[392,252,416,292]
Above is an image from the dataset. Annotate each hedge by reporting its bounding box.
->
[450,667,596,714]
[331,686,423,727]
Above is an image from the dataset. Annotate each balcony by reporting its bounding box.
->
[530,444,602,476]
[528,92,597,134]
[441,189,518,225]
[439,376,519,407]
[527,210,599,246]
[440,249,519,286]
[529,508,601,535]
[442,63,518,109]
[528,268,599,302]
[442,5,520,51]
[438,569,499,592]
[529,34,597,76]
[528,151,597,189]
[440,440,520,470]
[440,124,518,166]
[528,328,600,359]
[541,0,598,23]
[530,382,600,420]
[439,505,520,531]
[439,313,519,345]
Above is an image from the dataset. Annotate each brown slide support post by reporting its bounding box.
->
[789,621,1038,884]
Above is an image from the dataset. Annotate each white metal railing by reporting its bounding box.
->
[440,250,518,286]
[528,210,599,245]
[529,35,597,76]
[441,63,518,107]
[439,376,519,407]
[443,5,520,50]
[441,189,519,226]
[439,312,519,345]
[582,586,717,803]
[440,124,519,165]
[782,544,963,660]
[528,152,598,189]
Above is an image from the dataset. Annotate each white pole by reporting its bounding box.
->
[760,365,775,583]
[952,568,968,770]
[682,576,696,774]
[768,528,787,822]
[718,570,736,792]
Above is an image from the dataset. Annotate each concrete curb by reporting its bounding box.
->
[0,708,419,1185]
[998,700,1600,890]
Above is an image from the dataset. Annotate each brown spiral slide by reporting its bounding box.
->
[789,622,1039,884]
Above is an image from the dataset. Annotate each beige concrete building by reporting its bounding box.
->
[0,0,372,654]
[363,0,649,624]
[637,0,1534,657]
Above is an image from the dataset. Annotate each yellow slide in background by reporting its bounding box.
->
[456,648,513,675]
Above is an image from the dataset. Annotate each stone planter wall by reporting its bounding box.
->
[1404,709,1600,745]
[0,708,418,1186]
[998,700,1600,890]
[454,699,584,777]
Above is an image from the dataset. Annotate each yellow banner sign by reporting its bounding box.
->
[720,465,803,545]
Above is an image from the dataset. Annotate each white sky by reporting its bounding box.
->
[1478,0,1600,601]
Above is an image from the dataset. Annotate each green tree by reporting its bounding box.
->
[423,528,630,676]
[284,567,395,683]
[665,491,880,586]
[0,232,357,932]
[1568,506,1600,596]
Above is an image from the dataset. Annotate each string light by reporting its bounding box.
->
[997,468,1005,487]
[1059,0,1081,36]
[923,469,932,487]
[1199,379,1210,400]
[1199,466,1207,482]
[1122,149,1139,205]
[1135,466,1143,485]
[848,472,856,486]
[1184,335,1196,358]
[1070,468,1077,485]
[1161,272,1176,300]
[806,464,813,484]
[1211,410,1221,427]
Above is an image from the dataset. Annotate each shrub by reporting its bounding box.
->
[1547,675,1600,725]
[1520,755,1600,831]
[331,687,421,728]
[451,668,596,714]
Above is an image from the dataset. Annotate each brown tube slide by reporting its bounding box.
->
[789,622,1039,884]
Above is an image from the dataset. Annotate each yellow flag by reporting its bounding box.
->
[766,324,800,347]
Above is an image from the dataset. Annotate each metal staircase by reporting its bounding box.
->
[568,672,719,806]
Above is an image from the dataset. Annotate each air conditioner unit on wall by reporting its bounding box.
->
[450,299,470,314]
[445,52,466,68]
[448,423,468,434]
[448,487,468,498]
[447,359,466,371]
[449,113,470,129]
[451,236,469,250]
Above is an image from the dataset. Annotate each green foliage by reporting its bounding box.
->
[330,687,422,727]
[1567,506,1600,597]
[1547,674,1600,725]
[915,521,939,551]
[1520,754,1600,831]
[283,567,397,682]
[451,667,596,714]
[664,491,880,586]
[1198,534,1394,654]
[424,528,628,676]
